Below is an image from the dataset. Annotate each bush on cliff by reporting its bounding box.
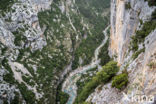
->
[74,61,119,103]
[112,71,129,90]
[125,2,131,10]
[130,17,156,52]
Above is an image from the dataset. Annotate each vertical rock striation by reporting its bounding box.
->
[109,0,155,65]
[88,0,156,104]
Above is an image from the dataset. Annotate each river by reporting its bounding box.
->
[62,25,110,104]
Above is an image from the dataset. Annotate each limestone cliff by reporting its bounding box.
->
[87,0,156,104]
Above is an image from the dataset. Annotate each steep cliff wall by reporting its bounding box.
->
[87,0,156,104]
[109,0,155,65]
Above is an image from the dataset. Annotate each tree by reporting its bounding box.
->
[112,73,128,90]
[74,61,119,103]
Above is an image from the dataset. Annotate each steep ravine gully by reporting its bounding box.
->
[62,26,110,104]
[0,0,111,103]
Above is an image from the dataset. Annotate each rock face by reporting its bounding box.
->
[0,0,51,103]
[109,0,155,65]
[87,0,156,104]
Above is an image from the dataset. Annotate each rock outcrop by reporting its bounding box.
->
[87,0,156,104]
[0,0,53,103]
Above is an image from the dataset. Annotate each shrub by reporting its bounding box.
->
[145,0,156,6]
[57,91,69,104]
[2,58,17,84]
[1,47,7,55]
[132,48,145,60]
[3,73,16,84]
[148,61,156,69]
[130,36,138,51]
[98,39,111,66]
[125,2,131,10]
[10,92,22,104]
[130,9,156,52]
[112,73,128,90]
[139,19,143,25]
[0,0,15,11]
[76,77,99,103]
[152,9,156,20]
[12,28,27,46]
[74,61,119,103]
[97,61,119,83]
[18,83,36,104]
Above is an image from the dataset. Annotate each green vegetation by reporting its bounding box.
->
[16,47,31,62]
[12,28,27,46]
[152,9,156,20]
[76,0,110,16]
[72,19,109,69]
[130,9,156,52]
[14,3,72,103]
[1,59,34,103]
[72,32,105,69]
[1,46,8,55]
[56,91,69,104]
[56,77,69,104]
[145,0,156,6]
[17,83,36,104]
[139,19,143,25]
[0,0,15,12]
[72,0,110,70]
[96,61,119,83]
[74,61,119,103]
[74,77,99,103]
[130,12,156,59]
[3,73,16,84]
[98,38,111,66]
[75,67,97,104]
[82,102,91,104]
[22,75,35,87]
[0,0,111,103]
[2,58,16,84]
[125,2,131,10]
[132,48,145,60]
[10,92,22,104]
[112,71,128,90]
[75,0,110,24]
[148,61,156,69]
[21,45,69,103]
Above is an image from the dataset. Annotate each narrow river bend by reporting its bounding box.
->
[62,25,110,104]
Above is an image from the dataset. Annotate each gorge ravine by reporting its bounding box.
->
[62,25,110,104]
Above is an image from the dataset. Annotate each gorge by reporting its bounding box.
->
[0,0,156,104]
